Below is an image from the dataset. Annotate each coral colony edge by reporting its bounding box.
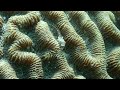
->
[0,11,120,79]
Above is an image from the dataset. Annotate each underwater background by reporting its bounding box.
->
[0,11,120,79]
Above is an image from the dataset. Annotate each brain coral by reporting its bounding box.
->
[0,11,120,79]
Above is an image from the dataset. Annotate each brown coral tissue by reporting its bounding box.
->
[1,11,120,79]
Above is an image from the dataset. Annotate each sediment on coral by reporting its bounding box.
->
[0,11,120,79]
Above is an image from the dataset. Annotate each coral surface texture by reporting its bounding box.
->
[0,11,120,79]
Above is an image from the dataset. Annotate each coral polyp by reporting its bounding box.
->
[0,11,120,79]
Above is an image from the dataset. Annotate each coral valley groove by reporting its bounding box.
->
[0,11,119,79]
